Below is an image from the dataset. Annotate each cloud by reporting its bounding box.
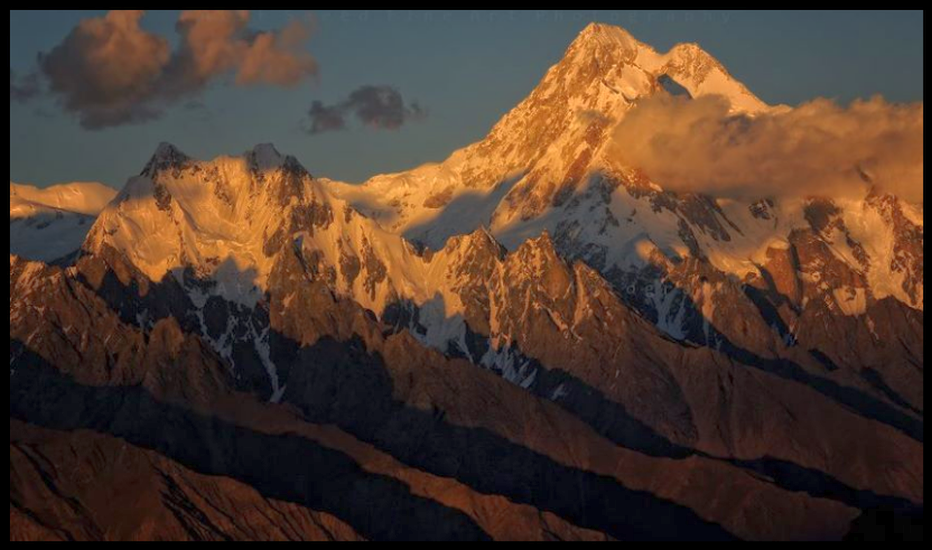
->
[307,85,427,135]
[10,69,41,102]
[180,99,213,122]
[166,10,317,95]
[38,10,171,128]
[608,94,924,203]
[235,19,318,86]
[182,100,208,112]
[308,101,348,133]
[38,10,317,129]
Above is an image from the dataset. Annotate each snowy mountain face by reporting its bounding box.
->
[83,143,434,310]
[331,23,770,244]
[10,23,924,541]
[71,138,923,439]
[330,23,923,352]
[10,181,117,263]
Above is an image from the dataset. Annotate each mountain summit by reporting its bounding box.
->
[332,24,770,246]
[562,23,767,113]
[86,143,330,290]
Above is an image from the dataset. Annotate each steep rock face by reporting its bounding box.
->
[11,253,867,541]
[544,177,925,397]
[742,197,925,414]
[10,257,613,541]
[382,232,924,506]
[10,255,232,396]
[10,420,365,542]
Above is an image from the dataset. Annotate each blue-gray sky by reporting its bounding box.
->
[10,10,924,189]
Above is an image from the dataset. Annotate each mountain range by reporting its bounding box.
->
[10,23,923,541]
[10,181,116,263]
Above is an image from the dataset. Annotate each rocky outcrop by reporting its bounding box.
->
[12,245,888,541]
[10,420,365,542]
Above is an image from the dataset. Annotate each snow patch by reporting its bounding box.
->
[832,287,868,317]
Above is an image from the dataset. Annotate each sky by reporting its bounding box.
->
[9,10,925,189]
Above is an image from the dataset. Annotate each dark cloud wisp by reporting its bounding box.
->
[307,85,427,135]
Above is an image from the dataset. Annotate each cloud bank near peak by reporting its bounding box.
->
[608,94,924,203]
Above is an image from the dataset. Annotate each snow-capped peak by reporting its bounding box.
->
[331,23,772,249]
[569,22,645,57]
[513,230,562,269]
[559,23,768,114]
[248,143,285,172]
[143,142,191,178]
[86,144,328,289]
[154,141,183,158]
[636,41,769,115]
